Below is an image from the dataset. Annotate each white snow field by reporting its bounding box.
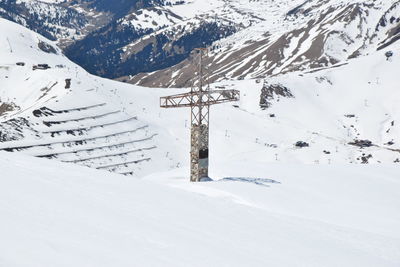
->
[0,151,400,267]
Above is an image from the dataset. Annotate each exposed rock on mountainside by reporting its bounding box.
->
[376,1,400,50]
[126,0,400,87]
[0,102,18,117]
[260,83,293,109]
[0,118,33,142]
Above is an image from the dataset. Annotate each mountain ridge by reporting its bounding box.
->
[126,0,400,87]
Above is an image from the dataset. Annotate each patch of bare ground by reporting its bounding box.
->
[0,102,18,117]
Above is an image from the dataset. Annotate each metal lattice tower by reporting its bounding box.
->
[160,48,240,182]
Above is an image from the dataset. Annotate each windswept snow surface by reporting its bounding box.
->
[0,151,400,267]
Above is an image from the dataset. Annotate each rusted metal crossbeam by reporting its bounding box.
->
[160,90,240,108]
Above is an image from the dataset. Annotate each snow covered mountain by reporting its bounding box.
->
[2,0,399,86]
[63,0,240,78]
[128,0,400,87]
[0,0,241,78]
[0,0,91,45]
[1,16,399,179]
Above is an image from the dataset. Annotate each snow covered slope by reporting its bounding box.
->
[223,43,400,165]
[1,151,399,267]
[0,18,182,177]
